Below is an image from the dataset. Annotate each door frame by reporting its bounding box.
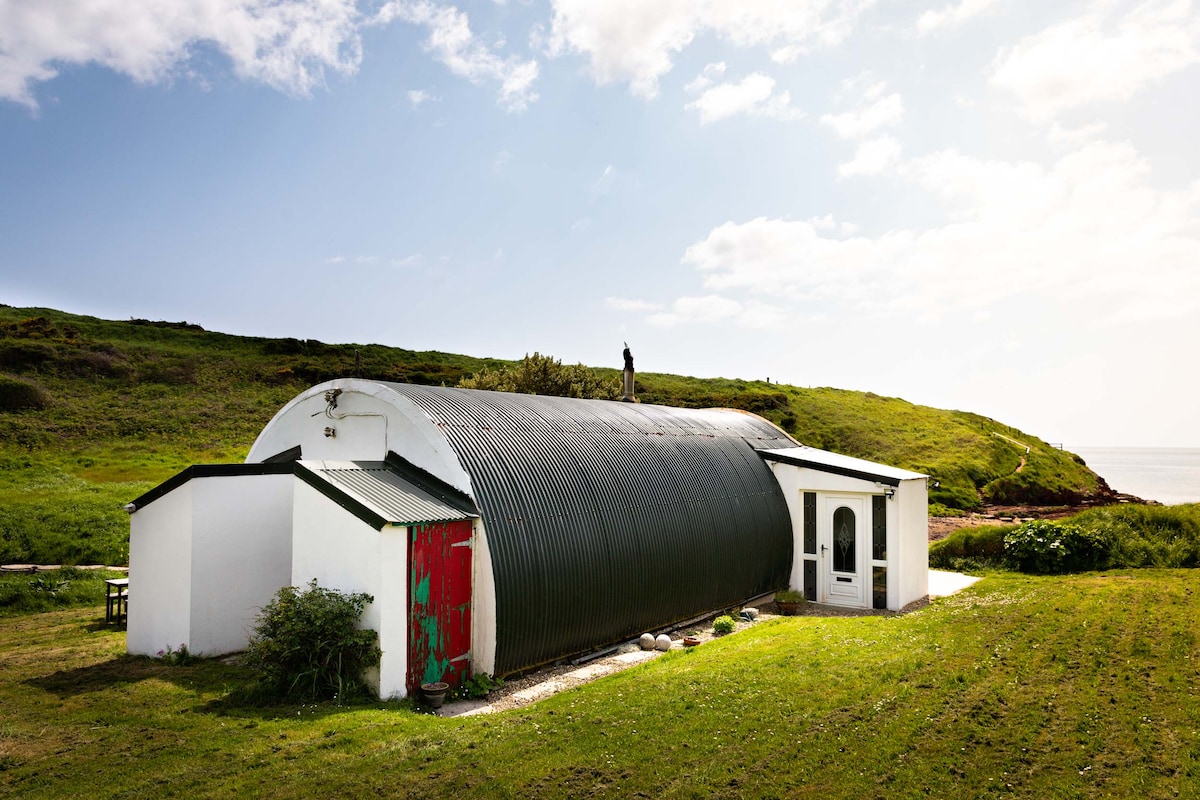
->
[819,494,868,608]
[407,519,474,692]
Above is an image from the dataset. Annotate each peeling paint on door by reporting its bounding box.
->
[408,520,472,692]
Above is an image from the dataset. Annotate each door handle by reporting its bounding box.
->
[820,544,827,555]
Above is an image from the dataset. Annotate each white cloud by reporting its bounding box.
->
[605,297,663,312]
[591,164,616,194]
[684,61,726,93]
[837,135,901,176]
[0,0,364,108]
[546,0,875,98]
[647,294,742,327]
[407,88,438,107]
[646,294,789,329]
[391,253,423,267]
[990,0,1200,121]
[685,71,797,124]
[377,1,539,112]
[1046,120,1108,147]
[916,0,1000,34]
[821,83,903,139]
[668,141,1200,331]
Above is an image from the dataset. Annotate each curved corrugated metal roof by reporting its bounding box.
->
[376,384,796,675]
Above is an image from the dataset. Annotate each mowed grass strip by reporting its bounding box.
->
[3,572,1198,799]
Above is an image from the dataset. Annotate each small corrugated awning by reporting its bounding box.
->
[295,459,478,530]
[757,446,927,487]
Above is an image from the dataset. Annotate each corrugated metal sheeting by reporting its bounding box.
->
[296,461,477,528]
[380,384,795,675]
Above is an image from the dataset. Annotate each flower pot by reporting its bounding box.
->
[776,600,801,616]
[421,681,450,709]
[683,636,701,647]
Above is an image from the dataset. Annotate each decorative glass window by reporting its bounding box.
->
[803,492,817,555]
[872,495,887,561]
[832,506,856,573]
[873,566,887,609]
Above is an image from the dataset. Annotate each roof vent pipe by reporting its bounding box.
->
[621,343,636,403]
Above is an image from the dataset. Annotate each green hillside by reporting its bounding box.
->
[0,305,1108,565]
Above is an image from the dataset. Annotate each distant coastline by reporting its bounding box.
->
[1072,447,1200,506]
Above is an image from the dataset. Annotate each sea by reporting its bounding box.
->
[1071,447,1200,506]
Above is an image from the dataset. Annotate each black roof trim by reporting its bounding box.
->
[383,451,480,517]
[757,449,901,487]
[293,463,389,531]
[262,444,302,464]
[129,462,295,510]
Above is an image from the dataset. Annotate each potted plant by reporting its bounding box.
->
[775,588,806,616]
[421,681,450,709]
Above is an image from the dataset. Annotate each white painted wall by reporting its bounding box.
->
[895,477,930,608]
[247,380,473,498]
[766,461,928,611]
[188,474,293,655]
[292,478,406,699]
[128,482,194,656]
[128,472,293,657]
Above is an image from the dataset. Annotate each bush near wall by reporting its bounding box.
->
[242,581,381,701]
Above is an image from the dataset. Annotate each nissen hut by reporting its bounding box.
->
[126,378,929,699]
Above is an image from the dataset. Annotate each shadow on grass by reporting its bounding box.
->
[25,653,415,721]
[26,653,246,698]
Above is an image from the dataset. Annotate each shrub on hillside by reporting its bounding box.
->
[243,580,380,701]
[0,341,57,370]
[459,352,619,400]
[0,374,51,412]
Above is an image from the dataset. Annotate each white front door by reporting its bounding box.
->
[820,495,866,607]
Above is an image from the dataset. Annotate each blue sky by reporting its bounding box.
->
[2,0,1198,448]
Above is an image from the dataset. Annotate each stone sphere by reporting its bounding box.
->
[655,634,673,651]
[639,633,656,651]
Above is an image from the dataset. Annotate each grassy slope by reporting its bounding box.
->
[2,572,1197,798]
[0,305,1104,564]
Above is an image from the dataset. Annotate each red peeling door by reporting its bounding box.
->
[408,520,473,692]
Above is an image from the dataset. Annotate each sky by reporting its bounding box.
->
[1,0,1198,449]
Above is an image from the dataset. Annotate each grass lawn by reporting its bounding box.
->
[3,571,1198,798]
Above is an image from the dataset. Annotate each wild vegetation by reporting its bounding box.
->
[3,571,1198,798]
[930,504,1200,573]
[0,304,1107,565]
[0,566,124,615]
